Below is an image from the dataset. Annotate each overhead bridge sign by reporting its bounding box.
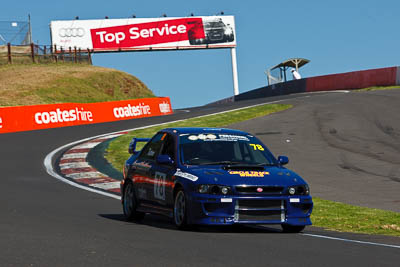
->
[50,16,236,52]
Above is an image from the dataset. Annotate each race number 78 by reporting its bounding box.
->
[249,144,264,151]
[154,172,166,201]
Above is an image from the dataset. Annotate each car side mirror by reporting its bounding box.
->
[128,139,136,154]
[156,155,174,165]
[128,138,150,154]
[278,156,289,165]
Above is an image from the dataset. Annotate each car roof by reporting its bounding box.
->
[161,127,251,136]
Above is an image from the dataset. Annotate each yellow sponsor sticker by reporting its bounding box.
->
[229,171,269,177]
[249,144,264,151]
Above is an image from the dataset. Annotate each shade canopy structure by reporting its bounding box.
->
[266,58,310,85]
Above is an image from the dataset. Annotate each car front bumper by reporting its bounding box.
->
[187,194,313,226]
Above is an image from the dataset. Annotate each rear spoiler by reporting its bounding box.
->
[128,138,150,155]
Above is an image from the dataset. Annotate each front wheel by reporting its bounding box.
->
[281,224,306,233]
[174,190,188,229]
[122,182,145,221]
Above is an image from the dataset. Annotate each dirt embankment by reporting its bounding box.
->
[0,64,154,107]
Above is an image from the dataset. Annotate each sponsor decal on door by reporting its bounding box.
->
[154,172,166,200]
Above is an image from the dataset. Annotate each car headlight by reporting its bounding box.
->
[224,28,233,35]
[288,187,296,195]
[288,185,310,195]
[198,185,209,194]
[221,186,229,195]
[198,185,231,195]
[304,184,310,195]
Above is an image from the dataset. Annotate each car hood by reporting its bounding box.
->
[180,165,307,186]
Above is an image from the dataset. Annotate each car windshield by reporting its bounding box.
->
[179,133,277,166]
[206,21,224,28]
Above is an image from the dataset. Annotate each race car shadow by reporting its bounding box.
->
[99,213,283,234]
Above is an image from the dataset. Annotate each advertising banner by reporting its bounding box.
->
[50,16,236,52]
[0,97,172,134]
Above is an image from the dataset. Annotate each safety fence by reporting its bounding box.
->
[0,19,31,46]
[0,97,173,134]
[0,43,92,65]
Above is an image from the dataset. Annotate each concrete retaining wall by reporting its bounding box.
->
[234,79,307,102]
[306,66,399,92]
[231,66,400,103]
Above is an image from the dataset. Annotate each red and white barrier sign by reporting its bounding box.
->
[0,97,172,134]
[50,16,236,52]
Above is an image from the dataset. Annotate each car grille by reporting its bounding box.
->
[238,210,282,221]
[235,199,285,222]
[238,199,281,209]
[209,31,223,40]
[236,186,284,195]
[204,203,232,214]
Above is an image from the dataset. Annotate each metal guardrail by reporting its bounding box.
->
[0,43,92,65]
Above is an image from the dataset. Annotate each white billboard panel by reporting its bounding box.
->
[50,16,236,52]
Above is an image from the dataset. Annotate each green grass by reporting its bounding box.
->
[0,64,154,106]
[105,102,400,237]
[105,103,292,170]
[312,197,400,237]
[34,71,154,103]
[355,85,400,92]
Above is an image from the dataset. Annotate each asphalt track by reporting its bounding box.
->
[1,90,399,266]
[232,89,400,212]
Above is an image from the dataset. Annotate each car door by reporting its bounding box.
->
[151,133,177,210]
[133,133,164,205]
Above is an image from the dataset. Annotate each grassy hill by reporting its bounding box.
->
[0,64,154,107]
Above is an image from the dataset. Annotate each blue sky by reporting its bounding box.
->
[2,0,399,108]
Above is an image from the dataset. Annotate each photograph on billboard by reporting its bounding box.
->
[50,16,236,52]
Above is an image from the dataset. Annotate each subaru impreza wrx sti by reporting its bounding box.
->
[121,128,313,232]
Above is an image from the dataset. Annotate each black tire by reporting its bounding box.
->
[122,182,145,222]
[189,38,196,45]
[281,224,306,233]
[173,189,189,229]
[189,38,205,45]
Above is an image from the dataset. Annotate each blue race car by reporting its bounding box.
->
[121,128,313,232]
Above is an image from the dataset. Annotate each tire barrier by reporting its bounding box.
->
[0,97,172,134]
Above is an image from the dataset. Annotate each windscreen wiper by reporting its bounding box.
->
[256,163,278,167]
[199,161,242,166]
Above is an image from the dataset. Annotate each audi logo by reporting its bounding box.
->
[58,28,85,38]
